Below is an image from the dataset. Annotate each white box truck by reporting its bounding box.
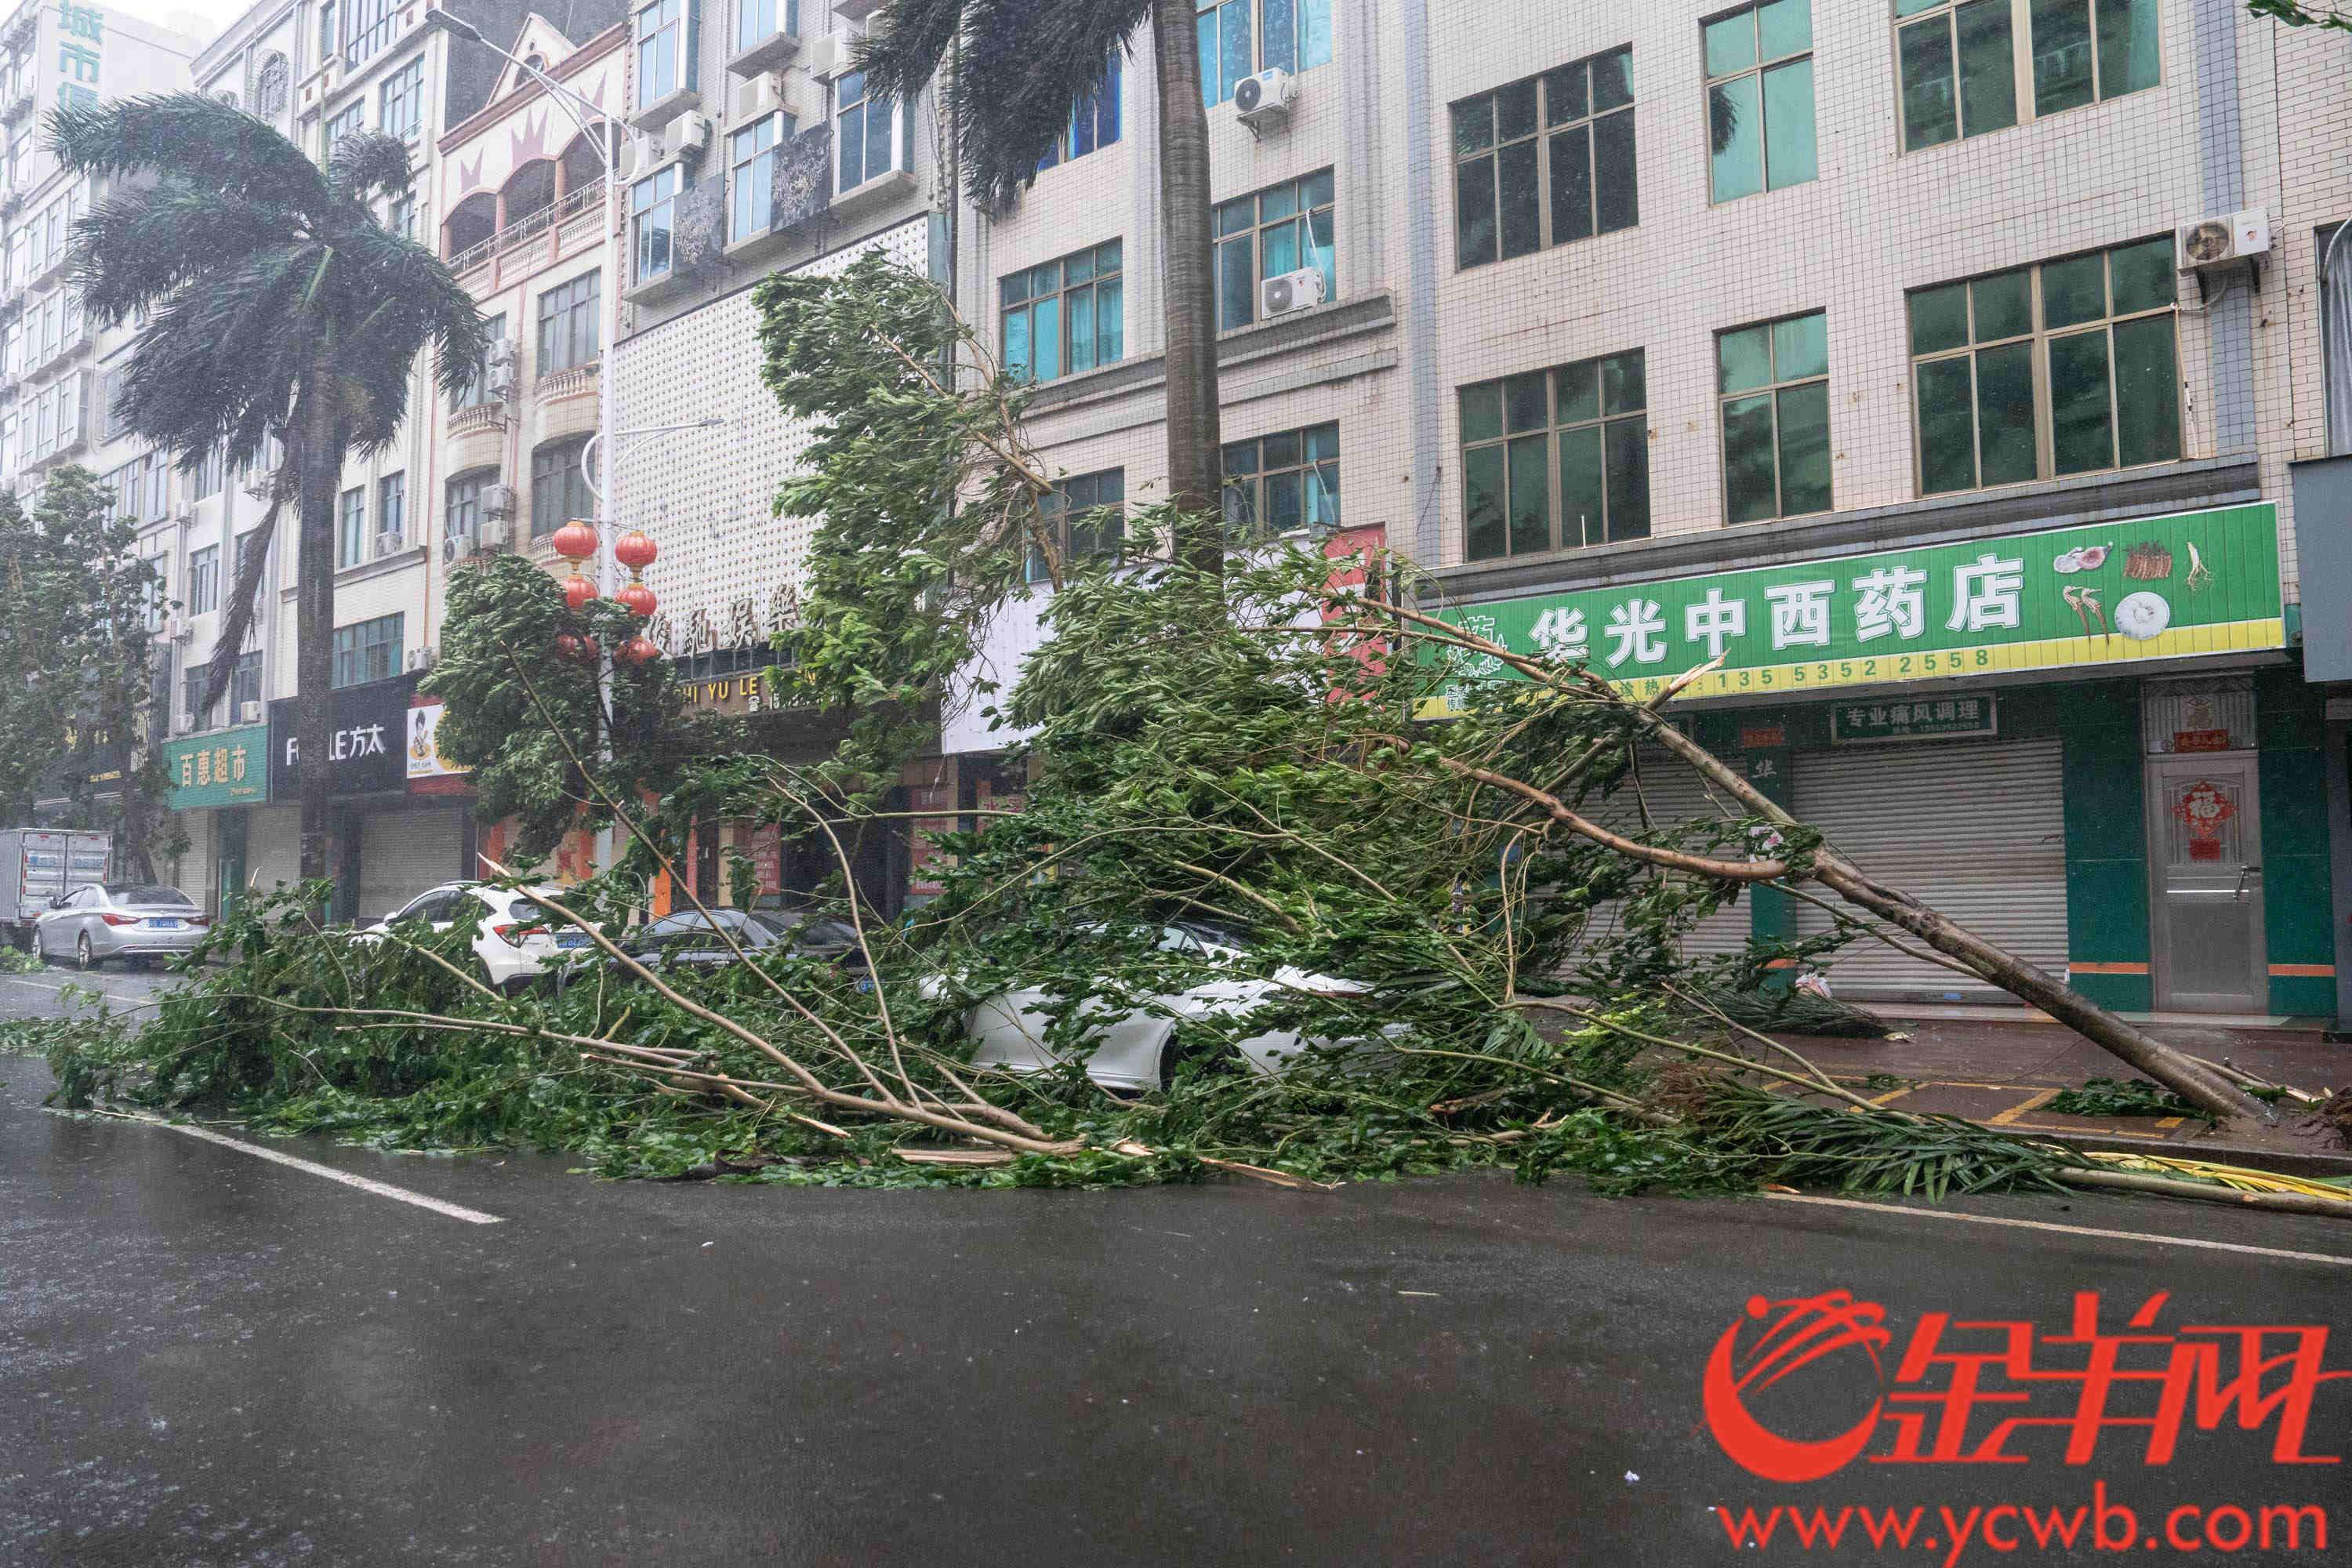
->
[0,829,112,949]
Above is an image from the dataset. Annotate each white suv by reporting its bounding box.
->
[358,881,590,993]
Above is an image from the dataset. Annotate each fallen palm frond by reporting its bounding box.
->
[2071,1150,2352,1205]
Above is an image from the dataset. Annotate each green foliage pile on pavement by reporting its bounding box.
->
[2046,1076,2215,1121]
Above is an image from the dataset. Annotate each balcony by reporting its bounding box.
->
[535,361,599,401]
[0,83,33,126]
[447,183,601,277]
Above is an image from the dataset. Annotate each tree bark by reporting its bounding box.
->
[294,370,341,891]
[1150,0,1223,579]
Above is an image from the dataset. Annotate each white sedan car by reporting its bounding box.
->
[358,881,590,993]
[963,920,1370,1091]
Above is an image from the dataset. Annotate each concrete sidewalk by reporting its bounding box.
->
[1777,1011,2352,1172]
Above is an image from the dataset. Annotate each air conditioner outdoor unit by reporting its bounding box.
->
[1260,266,1326,318]
[483,481,517,517]
[376,529,405,557]
[669,111,712,162]
[806,33,848,78]
[1234,67,1293,129]
[2176,209,2271,274]
[238,699,262,723]
[477,514,513,553]
[160,613,184,640]
[441,531,474,563]
[618,135,642,178]
[406,644,435,671]
[734,71,784,123]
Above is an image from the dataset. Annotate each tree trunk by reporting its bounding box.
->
[1615,698,2274,1127]
[1150,0,1223,579]
[103,668,155,884]
[294,372,341,893]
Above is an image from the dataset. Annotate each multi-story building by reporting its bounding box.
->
[158,0,625,921]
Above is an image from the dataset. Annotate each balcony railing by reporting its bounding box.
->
[449,401,506,436]
[448,184,601,274]
[535,361,599,400]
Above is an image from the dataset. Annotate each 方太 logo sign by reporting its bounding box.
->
[1702,1288,2349,1483]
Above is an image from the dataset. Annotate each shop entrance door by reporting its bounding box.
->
[216,808,247,917]
[2146,755,2266,1013]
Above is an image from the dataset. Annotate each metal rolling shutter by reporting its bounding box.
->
[174,815,215,915]
[360,808,463,921]
[1791,739,2066,1001]
[1576,749,1759,966]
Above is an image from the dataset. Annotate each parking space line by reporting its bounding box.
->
[135,1116,504,1225]
[1764,1192,2352,1268]
[1987,1087,2060,1125]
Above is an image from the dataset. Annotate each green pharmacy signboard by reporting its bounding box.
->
[1420,503,2283,717]
[162,723,268,810]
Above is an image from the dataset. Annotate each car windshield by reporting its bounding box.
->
[1169,919,1254,953]
[107,885,192,906]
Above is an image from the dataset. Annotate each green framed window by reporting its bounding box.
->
[1450,46,1635,271]
[1907,236,2178,494]
[1214,169,1335,329]
[1223,423,1339,540]
[1461,349,1649,562]
[1717,312,1830,523]
[1001,240,1123,383]
[1026,468,1125,583]
[1703,0,1815,202]
[1895,0,2158,154]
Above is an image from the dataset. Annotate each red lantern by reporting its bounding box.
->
[554,632,584,662]
[613,530,659,572]
[550,519,599,563]
[615,581,657,619]
[562,573,597,611]
[615,634,661,666]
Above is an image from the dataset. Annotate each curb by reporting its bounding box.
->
[2052,1131,2352,1182]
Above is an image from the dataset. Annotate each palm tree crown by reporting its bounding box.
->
[56,92,489,475]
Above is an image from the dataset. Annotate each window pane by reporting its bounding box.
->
[1260,181,1298,223]
[1299,0,1331,69]
[1757,0,1809,57]
[1549,125,1592,245]
[1261,0,1295,74]
[1223,439,1259,475]
[1773,312,1828,380]
[2031,0,2095,115]
[2096,0,2159,97]
[1465,444,1508,559]
[1198,6,1220,104]
[1555,359,1599,424]
[1455,154,1497,268]
[2049,328,2114,474]
[1718,325,1772,393]
[1068,284,1096,372]
[1975,340,2038,485]
[1777,381,1831,514]
[1762,58,1817,188]
[1602,352,1645,416]
[1916,355,1977,493]
[1972,269,2033,339]
[1955,0,2018,135]
[1709,78,1762,202]
[1604,417,1650,541]
[1496,78,1538,142]
[1497,140,1541,259]
[1544,62,1588,125]
[1507,434,1550,554]
[1305,461,1338,527]
[1098,279,1123,361]
[1265,469,1301,532]
[1722,394,1779,523]
[1306,209,1335,301]
[1261,216,1300,278]
[1031,295,1061,381]
[2109,238,2174,314]
[1301,169,1334,209]
[1505,371,1549,432]
[1909,284,1969,355]
[1461,384,1503,442]
[1557,423,1604,549]
[1220,0,1252,105]
[1592,111,1637,234]
[1066,247,1094,283]
[1262,430,1300,467]
[838,102,863,190]
[2112,314,2180,466]
[1899,18,1958,151]
[1591,47,1633,111]
[2042,252,2107,328]
[1704,13,1756,77]
[1452,97,1494,157]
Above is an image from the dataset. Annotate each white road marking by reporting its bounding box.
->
[1765,1191,2352,1268]
[134,1116,504,1225]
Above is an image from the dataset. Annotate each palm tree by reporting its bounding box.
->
[55,94,490,884]
[859,0,1224,581]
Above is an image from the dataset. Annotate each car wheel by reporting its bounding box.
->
[75,932,99,971]
[1158,1025,1242,1091]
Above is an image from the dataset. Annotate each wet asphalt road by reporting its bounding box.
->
[5,967,2352,1565]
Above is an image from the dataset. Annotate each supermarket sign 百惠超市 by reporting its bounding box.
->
[1417,503,2284,717]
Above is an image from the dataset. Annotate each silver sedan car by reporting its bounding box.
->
[36,883,211,969]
